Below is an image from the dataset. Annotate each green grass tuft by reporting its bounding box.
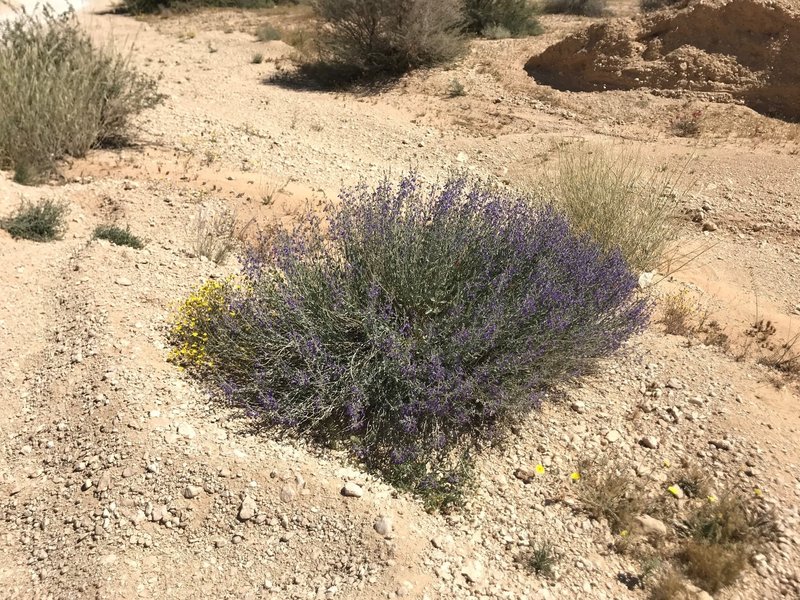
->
[1,199,68,242]
[93,224,145,249]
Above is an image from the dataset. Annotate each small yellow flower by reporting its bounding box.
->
[754,488,763,497]
[570,472,581,482]
[534,464,546,476]
[620,530,629,537]
[663,459,671,468]
[667,485,681,497]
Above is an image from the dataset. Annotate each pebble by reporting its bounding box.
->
[702,220,719,232]
[279,485,296,502]
[341,482,364,498]
[238,495,257,521]
[634,514,668,537]
[639,436,660,450]
[374,515,393,538]
[570,401,586,414]
[605,430,621,443]
[115,277,133,286]
[461,559,484,583]
[710,439,732,451]
[666,378,684,389]
[176,422,196,439]
[81,479,93,491]
[184,485,202,499]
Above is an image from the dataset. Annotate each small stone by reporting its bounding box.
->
[638,272,655,289]
[238,495,257,521]
[184,485,202,499]
[374,515,393,538]
[666,378,684,389]
[514,468,534,483]
[702,221,718,232]
[341,482,364,498]
[634,514,668,537]
[96,471,112,492]
[639,436,660,450]
[710,439,732,451]
[122,467,136,478]
[456,151,468,163]
[461,559,484,583]
[570,401,586,414]
[176,423,196,439]
[279,485,296,503]
[431,535,454,551]
[116,277,133,286]
[81,479,93,491]
[605,430,621,443]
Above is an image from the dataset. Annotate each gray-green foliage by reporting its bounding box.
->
[0,7,162,182]
[1,199,68,241]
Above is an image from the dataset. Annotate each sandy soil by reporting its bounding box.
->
[1,1,799,599]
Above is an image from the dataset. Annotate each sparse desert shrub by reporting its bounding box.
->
[193,206,251,264]
[121,0,280,13]
[255,23,282,42]
[93,224,145,249]
[758,332,800,378]
[648,570,692,600]
[1,199,68,242]
[463,0,542,38]
[577,464,646,533]
[687,492,771,546]
[545,144,684,271]
[0,8,162,182]
[170,175,649,507]
[542,0,608,16]
[671,108,703,137]
[481,23,512,39]
[252,52,265,64]
[659,289,697,336]
[679,541,747,593]
[312,0,465,75]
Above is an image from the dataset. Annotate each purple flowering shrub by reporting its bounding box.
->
[176,175,649,509]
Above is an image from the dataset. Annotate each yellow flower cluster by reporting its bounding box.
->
[168,278,230,369]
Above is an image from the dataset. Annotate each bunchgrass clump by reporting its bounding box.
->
[526,540,557,577]
[170,175,648,507]
[463,0,543,38]
[543,144,684,272]
[648,570,692,600]
[0,8,162,181]
[93,224,145,249]
[255,23,281,42]
[577,464,646,533]
[542,0,608,16]
[1,199,68,242]
[659,290,698,336]
[679,541,747,593]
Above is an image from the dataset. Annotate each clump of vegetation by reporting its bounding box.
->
[671,108,703,137]
[121,0,282,13]
[758,331,800,378]
[679,541,747,593]
[169,175,649,508]
[640,0,685,12]
[659,289,698,336]
[648,569,692,600]
[577,463,646,533]
[252,52,265,64]
[0,8,162,183]
[526,541,558,577]
[93,224,145,249]
[255,23,281,42]
[447,78,466,97]
[542,0,608,17]
[193,206,250,264]
[307,0,465,76]
[545,144,684,271]
[463,0,542,38]
[1,199,68,242]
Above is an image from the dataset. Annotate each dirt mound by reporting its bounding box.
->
[525,0,800,119]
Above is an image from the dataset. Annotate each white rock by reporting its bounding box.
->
[341,482,364,498]
[374,515,393,538]
[638,272,656,289]
[176,422,196,439]
[605,430,621,443]
[183,485,202,499]
[238,495,257,521]
[634,514,668,537]
[461,559,484,583]
[639,436,660,450]
[115,277,133,286]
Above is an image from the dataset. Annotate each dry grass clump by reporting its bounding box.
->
[679,541,748,593]
[543,144,684,272]
[577,463,646,533]
[193,206,252,264]
[0,8,162,183]
[658,290,698,336]
[647,569,692,600]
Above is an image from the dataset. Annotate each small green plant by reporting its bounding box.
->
[463,0,543,38]
[251,52,265,64]
[447,78,466,97]
[93,224,145,249]
[255,23,281,42]
[526,541,557,577]
[542,0,608,16]
[1,199,68,242]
